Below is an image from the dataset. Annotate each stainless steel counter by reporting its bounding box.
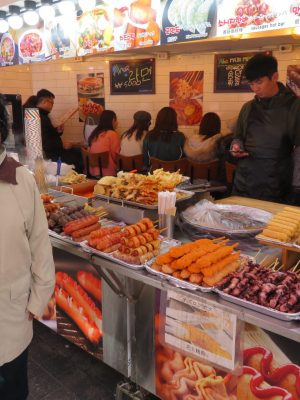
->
[50,237,300,343]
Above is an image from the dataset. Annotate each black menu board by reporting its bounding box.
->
[110,58,155,95]
[214,51,271,93]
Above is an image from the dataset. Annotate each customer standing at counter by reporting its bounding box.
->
[143,106,185,168]
[231,54,300,203]
[88,110,120,176]
[0,94,55,400]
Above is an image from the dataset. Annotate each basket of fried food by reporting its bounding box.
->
[94,169,186,205]
[256,206,300,246]
[148,238,243,290]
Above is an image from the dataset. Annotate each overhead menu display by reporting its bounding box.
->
[44,15,77,59]
[161,0,217,44]
[217,0,294,36]
[114,0,161,51]
[0,32,18,67]
[76,6,114,56]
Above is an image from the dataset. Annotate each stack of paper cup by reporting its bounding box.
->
[158,191,177,238]
[24,108,43,162]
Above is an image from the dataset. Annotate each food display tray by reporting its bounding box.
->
[256,234,300,250]
[48,229,82,246]
[94,189,194,210]
[80,242,145,270]
[80,237,181,271]
[144,262,215,293]
[215,289,300,321]
[181,204,272,236]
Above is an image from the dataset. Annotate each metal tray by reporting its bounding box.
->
[215,289,300,321]
[80,241,145,270]
[94,189,194,210]
[144,261,215,292]
[81,237,181,271]
[181,203,272,235]
[48,229,82,246]
[256,234,298,249]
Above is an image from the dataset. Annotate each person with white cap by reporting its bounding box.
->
[120,110,151,157]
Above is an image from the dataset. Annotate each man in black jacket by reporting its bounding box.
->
[37,89,64,161]
[230,54,300,204]
[37,89,83,172]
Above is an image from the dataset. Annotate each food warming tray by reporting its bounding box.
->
[80,241,145,270]
[94,189,194,210]
[81,237,180,271]
[48,229,83,246]
[181,203,272,236]
[144,262,215,293]
[215,289,300,321]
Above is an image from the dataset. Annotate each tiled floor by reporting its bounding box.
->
[28,321,157,400]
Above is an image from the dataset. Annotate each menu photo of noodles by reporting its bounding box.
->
[287,65,300,97]
[159,290,240,371]
[169,71,203,126]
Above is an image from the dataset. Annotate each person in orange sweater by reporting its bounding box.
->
[88,110,120,177]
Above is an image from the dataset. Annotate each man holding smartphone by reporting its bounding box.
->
[231,54,300,204]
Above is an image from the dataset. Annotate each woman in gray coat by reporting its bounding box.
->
[0,94,55,400]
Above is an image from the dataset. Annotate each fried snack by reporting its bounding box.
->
[189,273,203,284]
[156,253,175,266]
[93,170,184,205]
[201,251,241,277]
[203,260,241,286]
[172,271,181,279]
[180,269,191,279]
[59,170,87,184]
[162,264,176,274]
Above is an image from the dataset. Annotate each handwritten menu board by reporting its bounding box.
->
[110,58,155,95]
[214,51,270,93]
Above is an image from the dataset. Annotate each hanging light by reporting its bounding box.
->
[23,1,39,26]
[78,0,96,12]
[39,0,55,20]
[0,11,9,33]
[58,1,75,15]
[8,5,23,30]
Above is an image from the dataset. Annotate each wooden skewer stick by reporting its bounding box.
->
[212,236,226,242]
[254,248,262,263]
[159,227,168,233]
[291,259,300,272]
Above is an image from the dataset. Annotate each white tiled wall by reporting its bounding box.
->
[0,47,300,143]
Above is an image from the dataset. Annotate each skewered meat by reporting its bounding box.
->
[217,261,300,314]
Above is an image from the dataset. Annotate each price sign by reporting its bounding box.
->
[110,58,155,95]
[214,51,271,93]
[160,290,241,371]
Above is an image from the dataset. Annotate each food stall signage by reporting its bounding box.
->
[214,51,271,93]
[160,290,240,371]
[110,58,155,95]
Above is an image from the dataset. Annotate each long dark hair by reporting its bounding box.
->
[199,112,221,138]
[0,94,9,144]
[88,110,117,147]
[23,95,38,110]
[122,119,150,141]
[147,107,178,143]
